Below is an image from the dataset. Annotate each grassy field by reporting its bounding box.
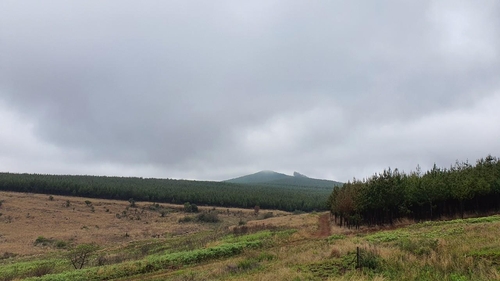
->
[1,191,499,280]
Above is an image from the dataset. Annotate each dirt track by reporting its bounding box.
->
[316,213,331,237]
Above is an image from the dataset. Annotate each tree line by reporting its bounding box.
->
[328,155,500,228]
[0,173,331,212]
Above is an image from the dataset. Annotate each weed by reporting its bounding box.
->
[237,258,260,271]
[365,229,410,243]
[358,247,381,270]
[327,234,346,243]
[397,237,438,256]
[469,247,500,265]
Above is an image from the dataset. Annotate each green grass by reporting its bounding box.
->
[3,214,500,281]
[19,230,295,281]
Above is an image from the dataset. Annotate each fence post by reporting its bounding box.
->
[356,246,360,269]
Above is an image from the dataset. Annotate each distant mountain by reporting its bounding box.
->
[225,170,342,189]
[225,170,290,184]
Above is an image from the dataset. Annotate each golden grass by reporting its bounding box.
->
[0,191,288,256]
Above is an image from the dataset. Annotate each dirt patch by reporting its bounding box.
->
[315,213,331,237]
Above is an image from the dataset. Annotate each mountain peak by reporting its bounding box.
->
[225,170,343,188]
[293,171,308,178]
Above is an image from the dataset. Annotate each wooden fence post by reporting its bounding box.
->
[356,246,360,269]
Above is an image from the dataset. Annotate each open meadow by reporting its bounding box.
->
[1,191,500,280]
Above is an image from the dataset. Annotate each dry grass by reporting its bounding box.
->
[0,191,288,256]
[2,190,499,281]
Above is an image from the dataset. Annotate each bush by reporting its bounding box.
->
[262,212,274,219]
[190,204,199,213]
[196,212,220,223]
[129,198,136,208]
[34,236,52,246]
[48,195,54,201]
[55,240,69,249]
[178,216,195,223]
[28,262,55,277]
[358,247,381,270]
[183,202,199,213]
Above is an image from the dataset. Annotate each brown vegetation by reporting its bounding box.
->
[0,191,288,256]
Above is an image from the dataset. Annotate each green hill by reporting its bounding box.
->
[225,170,343,189]
[224,170,290,184]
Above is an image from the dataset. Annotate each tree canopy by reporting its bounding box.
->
[328,155,500,228]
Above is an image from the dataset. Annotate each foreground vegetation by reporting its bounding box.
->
[1,190,499,280]
[328,155,500,227]
[0,173,332,212]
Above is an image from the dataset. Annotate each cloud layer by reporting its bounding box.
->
[1,1,499,181]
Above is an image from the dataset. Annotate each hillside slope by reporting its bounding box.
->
[225,170,343,188]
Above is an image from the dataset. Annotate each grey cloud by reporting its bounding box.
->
[1,1,499,181]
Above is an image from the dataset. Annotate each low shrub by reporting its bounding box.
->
[358,247,381,270]
[55,240,69,249]
[34,236,53,246]
[28,262,55,277]
[262,212,274,219]
[196,212,220,223]
[178,216,195,223]
[183,202,199,213]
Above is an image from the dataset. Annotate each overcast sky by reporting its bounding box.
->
[1,1,499,182]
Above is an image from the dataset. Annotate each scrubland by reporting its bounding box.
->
[0,191,499,280]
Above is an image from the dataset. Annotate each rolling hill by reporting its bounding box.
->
[225,170,343,189]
